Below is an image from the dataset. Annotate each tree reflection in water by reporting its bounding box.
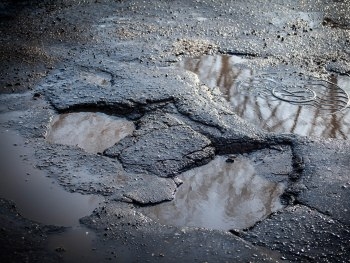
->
[179,55,350,139]
[144,156,285,230]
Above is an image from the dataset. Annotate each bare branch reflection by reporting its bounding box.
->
[144,156,284,230]
[179,55,350,139]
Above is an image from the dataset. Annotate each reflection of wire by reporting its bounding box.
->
[307,78,350,113]
[271,86,316,103]
[236,74,350,114]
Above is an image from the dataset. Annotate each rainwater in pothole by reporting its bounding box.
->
[46,112,135,154]
[143,156,285,230]
[0,129,103,226]
[178,55,350,139]
[0,127,105,261]
[48,226,101,263]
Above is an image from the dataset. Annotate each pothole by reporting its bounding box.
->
[237,73,349,113]
[0,126,105,262]
[142,156,285,231]
[46,112,135,154]
[179,55,350,139]
[0,128,103,226]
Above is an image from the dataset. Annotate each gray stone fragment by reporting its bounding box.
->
[105,113,215,177]
[37,64,185,112]
[120,175,176,205]
[294,138,350,225]
[247,145,293,182]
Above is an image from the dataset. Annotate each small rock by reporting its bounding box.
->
[173,177,183,186]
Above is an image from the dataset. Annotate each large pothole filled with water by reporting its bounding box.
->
[46,112,135,153]
[143,156,285,231]
[0,127,107,262]
[179,55,350,139]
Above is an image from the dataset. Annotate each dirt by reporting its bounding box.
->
[0,0,349,262]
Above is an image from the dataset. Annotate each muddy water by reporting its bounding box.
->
[46,112,135,154]
[48,226,102,263]
[0,127,105,262]
[144,156,285,230]
[0,129,103,226]
[179,55,350,139]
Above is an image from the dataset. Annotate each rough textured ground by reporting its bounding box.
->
[0,198,63,263]
[0,0,349,262]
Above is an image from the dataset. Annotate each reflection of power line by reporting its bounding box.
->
[236,73,350,138]
[237,74,349,113]
[179,55,350,139]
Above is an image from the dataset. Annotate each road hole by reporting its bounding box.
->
[0,129,103,226]
[0,127,105,262]
[179,55,350,139]
[46,112,135,153]
[143,156,285,230]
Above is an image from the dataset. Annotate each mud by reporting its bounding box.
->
[1,0,350,262]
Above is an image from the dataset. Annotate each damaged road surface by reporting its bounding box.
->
[1,0,350,262]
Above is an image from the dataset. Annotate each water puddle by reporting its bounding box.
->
[46,112,135,154]
[179,55,350,139]
[0,128,103,226]
[48,226,102,263]
[0,127,105,262]
[143,156,285,230]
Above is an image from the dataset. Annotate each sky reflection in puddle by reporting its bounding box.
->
[179,55,350,139]
[0,126,105,261]
[0,129,103,226]
[46,112,135,154]
[144,156,285,230]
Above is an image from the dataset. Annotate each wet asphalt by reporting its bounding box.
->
[0,0,349,262]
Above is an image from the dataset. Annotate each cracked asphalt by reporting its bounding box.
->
[0,0,349,262]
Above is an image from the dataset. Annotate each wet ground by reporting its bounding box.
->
[1,0,350,262]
